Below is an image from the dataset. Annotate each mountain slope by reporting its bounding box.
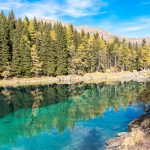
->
[38,18,150,44]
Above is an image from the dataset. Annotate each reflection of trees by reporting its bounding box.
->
[137,81,150,104]
[31,88,43,116]
[0,85,69,118]
[0,81,149,145]
[0,88,14,116]
[0,87,33,118]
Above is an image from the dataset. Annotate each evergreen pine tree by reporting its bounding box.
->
[28,20,36,45]
[0,12,10,75]
[98,37,108,72]
[31,42,42,76]
[19,35,32,76]
[67,24,76,74]
[73,33,90,74]
[12,19,23,76]
[40,27,56,76]
[55,23,68,75]
[120,39,132,71]
[91,33,100,72]
[8,10,16,59]
[19,23,32,76]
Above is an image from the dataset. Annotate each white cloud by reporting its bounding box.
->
[63,0,107,17]
[121,17,150,32]
[0,0,23,10]
[142,1,150,5]
[98,16,150,37]
[0,0,108,19]
[121,25,148,32]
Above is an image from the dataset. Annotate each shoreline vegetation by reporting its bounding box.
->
[0,70,150,87]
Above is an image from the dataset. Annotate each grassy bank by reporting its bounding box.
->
[0,70,150,87]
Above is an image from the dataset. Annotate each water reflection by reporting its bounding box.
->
[0,81,149,148]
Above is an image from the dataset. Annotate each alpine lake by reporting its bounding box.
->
[0,81,149,150]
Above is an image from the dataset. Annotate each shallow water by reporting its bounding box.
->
[0,81,149,150]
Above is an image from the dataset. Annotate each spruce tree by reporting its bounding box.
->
[90,33,100,72]
[120,39,131,71]
[19,24,32,76]
[128,42,137,70]
[67,24,76,74]
[98,37,108,72]
[73,33,90,74]
[31,44,42,76]
[137,42,150,70]
[8,10,16,59]
[73,29,81,49]
[109,37,121,69]
[28,19,42,76]
[0,12,10,75]
[55,23,68,75]
[40,28,56,76]
[12,19,23,76]
[28,20,36,45]
[19,35,32,76]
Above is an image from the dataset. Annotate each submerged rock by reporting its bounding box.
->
[106,108,150,150]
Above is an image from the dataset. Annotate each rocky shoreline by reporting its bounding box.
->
[106,107,150,150]
[0,70,150,87]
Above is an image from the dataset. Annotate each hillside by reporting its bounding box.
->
[77,25,150,44]
[39,18,150,44]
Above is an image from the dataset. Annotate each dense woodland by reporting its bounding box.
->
[0,11,150,79]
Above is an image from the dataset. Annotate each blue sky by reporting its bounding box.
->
[0,0,150,37]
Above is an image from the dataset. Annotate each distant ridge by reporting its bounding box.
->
[38,18,150,44]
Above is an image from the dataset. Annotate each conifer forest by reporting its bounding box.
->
[0,11,150,79]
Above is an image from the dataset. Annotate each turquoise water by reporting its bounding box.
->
[0,81,149,150]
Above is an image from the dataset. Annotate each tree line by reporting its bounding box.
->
[0,11,150,78]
